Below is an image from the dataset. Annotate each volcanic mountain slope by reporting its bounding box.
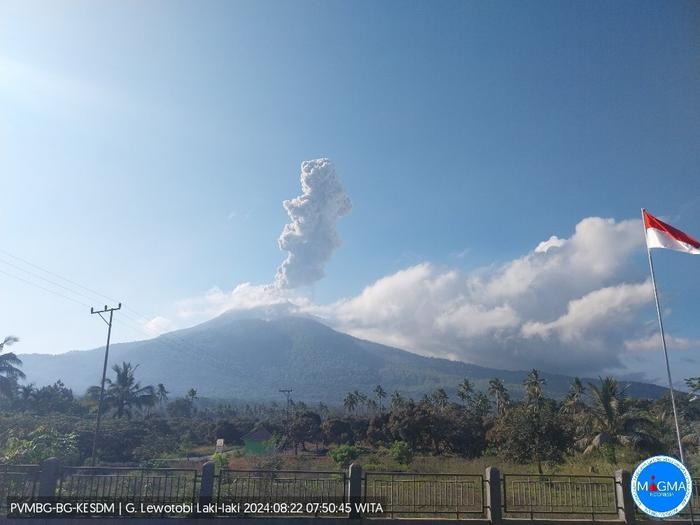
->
[18,313,667,402]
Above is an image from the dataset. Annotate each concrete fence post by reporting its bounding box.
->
[38,457,60,497]
[199,461,216,506]
[485,466,502,525]
[615,469,636,524]
[348,463,363,519]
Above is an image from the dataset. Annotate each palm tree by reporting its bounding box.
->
[488,378,510,416]
[586,377,656,462]
[366,398,378,413]
[390,391,404,410]
[430,388,449,410]
[457,379,473,405]
[561,377,586,418]
[374,385,387,412]
[343,392,357,414]
[0,336,23,398]
[18,383,35,409]
[155,383,169,407]
[524,369,545,408]
[354,390,367,415]
[88,362,155,419]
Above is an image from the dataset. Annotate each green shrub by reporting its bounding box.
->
[328,444,359,467]
[389,440,414,465]
[211,452,229,471]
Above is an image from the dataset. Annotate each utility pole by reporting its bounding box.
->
[279,389,293,418]
[90,303,121,467]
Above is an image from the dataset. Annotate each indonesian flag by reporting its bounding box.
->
[643,209,700,254]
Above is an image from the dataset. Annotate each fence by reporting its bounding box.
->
[217,469,347,516]
[57,466,200,502]
[364,472,484,518]
[3,458,700,522]
[502,473,618,519]
[0,464,39,511]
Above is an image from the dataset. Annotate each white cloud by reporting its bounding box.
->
[155,215,663,375]
[142,316,175,337]
[624,334,700,352]
[521,281,652,341]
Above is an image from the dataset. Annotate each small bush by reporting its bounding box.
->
[389,441,414,465]
[329,444,359,467]
[211,452,229,471]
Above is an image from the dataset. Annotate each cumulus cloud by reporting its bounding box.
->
[624,334,700,352]
[142,316,176,337]
[307,217,654,374]
[155,215,668,376]
[274,159,352,289]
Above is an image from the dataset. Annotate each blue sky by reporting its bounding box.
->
[1,1,699,385]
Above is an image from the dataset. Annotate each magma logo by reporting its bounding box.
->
[631,455,693,518]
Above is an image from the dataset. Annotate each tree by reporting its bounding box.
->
[87,362,155,419]
[374,385,387,412]
[586,377,658,462]
[328,444,358,467]
[488,378,510,417]
[524,369,545,408]
[457,379,474,405]
[322,418,354,445]
[490,400,571,473]
[354,390,368,415]
[3,425,79,464]
[343,392,357,414]
[0,336,23,398]
[287,410,322,453]
[390,391,405,410]
[186,388,198,402]
[430,388,449,411]
[155,384,169,407]
[561,378,586,417]
[389,441,414,465]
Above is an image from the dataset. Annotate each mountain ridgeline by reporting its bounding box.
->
[18,314,667,402]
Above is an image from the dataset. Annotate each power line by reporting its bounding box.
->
[0,248,120,304]
[0,268,91,308]
[0,247,227,374]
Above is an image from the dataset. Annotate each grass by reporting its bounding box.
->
[220,445,652,475]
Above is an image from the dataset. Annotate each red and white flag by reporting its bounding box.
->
[643,209,700,254]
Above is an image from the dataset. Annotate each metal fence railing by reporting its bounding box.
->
[216,469,347,516]
[503,474,618,519]
[364,472,484,518]
[57,467,199,502]
[0,464,39,510]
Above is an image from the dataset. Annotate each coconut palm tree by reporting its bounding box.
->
[524,369,546,408]
[343,392,357,414]
[155,383,169,407]
[488,378,510,417]
[373,385,387,412]
[0,336,23,398]
[432,388,449,408]
[562,378,586,417]
[88,362,155,419]
[457,379,474,405]
[585,377,657,462]
[390,391,404,410]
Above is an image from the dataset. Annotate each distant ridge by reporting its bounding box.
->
[18,313,668,402]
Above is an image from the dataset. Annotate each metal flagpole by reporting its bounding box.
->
[642,209,695,522]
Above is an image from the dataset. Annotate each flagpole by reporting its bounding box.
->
[642,209,695,522]
[643,210,684,461]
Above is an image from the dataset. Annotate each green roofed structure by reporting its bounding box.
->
[241,426,274,455]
